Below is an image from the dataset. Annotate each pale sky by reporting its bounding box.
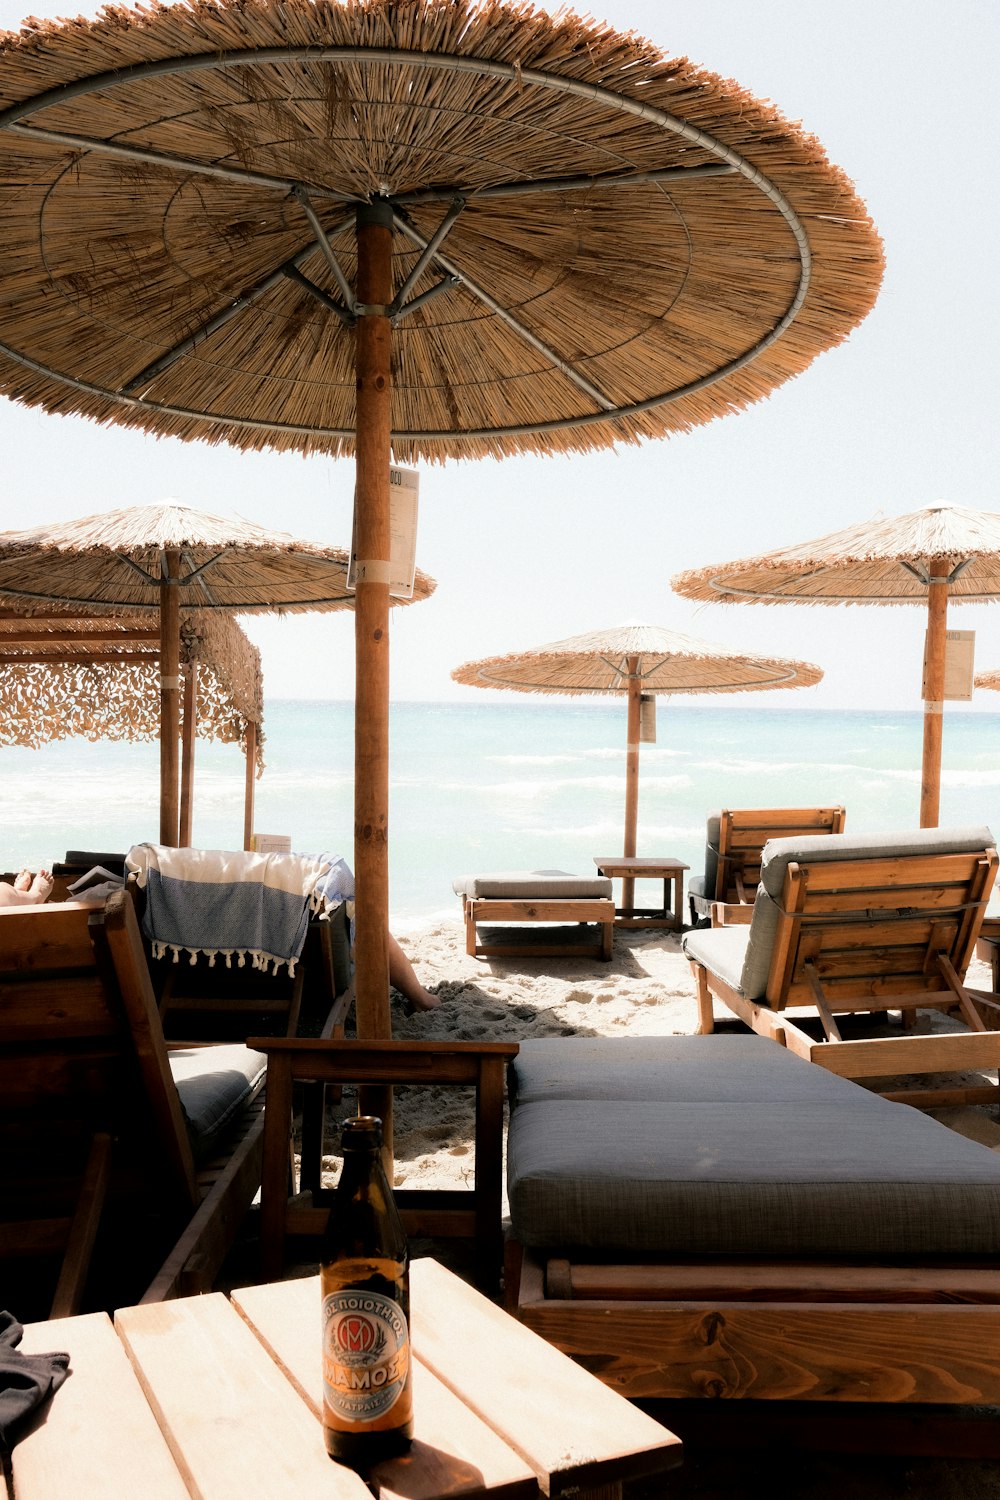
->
[0,0,997,712]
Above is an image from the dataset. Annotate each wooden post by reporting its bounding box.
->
[622,657,641,915]
[243,719,257,852]
[920,562,949,828]
[179,661,197,848]
[159,551,181,848]
[353,200,394,1148]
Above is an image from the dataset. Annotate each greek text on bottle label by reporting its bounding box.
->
[323,1290,409,1422]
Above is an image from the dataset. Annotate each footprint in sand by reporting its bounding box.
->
[449,1144,469,1157]
[563,989,593,1005]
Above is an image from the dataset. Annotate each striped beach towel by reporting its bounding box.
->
[125,844,354,975]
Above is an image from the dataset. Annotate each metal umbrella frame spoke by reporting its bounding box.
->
[453,622,822,910]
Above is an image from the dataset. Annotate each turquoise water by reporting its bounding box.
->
[3,700,1000,926]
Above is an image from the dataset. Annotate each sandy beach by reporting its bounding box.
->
[314,919,1000,1500]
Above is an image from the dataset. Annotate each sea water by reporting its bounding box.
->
[3,699,1000,927]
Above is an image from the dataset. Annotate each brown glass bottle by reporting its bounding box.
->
[320,1115,413,1466]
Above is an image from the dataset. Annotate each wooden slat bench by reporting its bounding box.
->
[453,870,615,961]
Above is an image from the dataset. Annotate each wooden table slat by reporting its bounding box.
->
[115,1293,370,1500]
[232,1276,538,1500]
[409,1259,682,1498]
[14,1311,190,1500]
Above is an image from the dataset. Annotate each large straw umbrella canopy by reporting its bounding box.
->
[453,622,822,908]
[0,0,883,1042]
[671,503,1000,828]
[0,501,434,846]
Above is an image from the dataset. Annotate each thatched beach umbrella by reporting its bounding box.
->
[0,502,434,846]
[0,0,883,1040]
[453,622,822,911]
[672,503,1000,828]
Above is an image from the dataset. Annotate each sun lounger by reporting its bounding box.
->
[682,824,1000,1105]
[0,891,267,1318]
[505,1033,1000,1405]
[688,806,846,923]
[126,844,354,1042]
[453,869,615,961]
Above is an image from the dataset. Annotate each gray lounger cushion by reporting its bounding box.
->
[509,1034,864,1107]
[170,1044,267,1161]
[682,824,995,1000]
[688,812,721,916]
[506,1035,1000,1256]
[453,869,612,900]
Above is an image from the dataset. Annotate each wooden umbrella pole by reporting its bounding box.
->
[179,660,197,847]
[920,560,950,828]
[353,199,394,1147]
[159,549,181,847]
[243,719,257,851]
[622,657,641,915]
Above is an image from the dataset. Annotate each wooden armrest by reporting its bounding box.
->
[710,901,754,926]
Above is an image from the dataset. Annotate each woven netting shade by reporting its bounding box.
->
[0,0,882,1072]
[671,503,1000,828]
[976,672,1000,694]
[0,607,263,761]
[454,623,821,898]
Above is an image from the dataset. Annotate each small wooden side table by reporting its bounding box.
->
[14,1260,683,1500]
[594,856,689,931]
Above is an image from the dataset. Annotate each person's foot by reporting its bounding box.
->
[29,870,53,903]
[404,987,441,1015]
[13,869,32,892]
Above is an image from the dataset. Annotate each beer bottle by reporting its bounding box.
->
[321,1115,413,1466]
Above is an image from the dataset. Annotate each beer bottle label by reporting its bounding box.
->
[322,1289,410,1423]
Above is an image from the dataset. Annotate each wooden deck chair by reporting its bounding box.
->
[0,891,266,1319]
[688,806,846,923]
[683,825,1000,1107]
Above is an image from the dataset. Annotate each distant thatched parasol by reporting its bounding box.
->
[0,502,435,845]
[0,0,882,1048]
[671,503,1000,827]
[453,622,821,908]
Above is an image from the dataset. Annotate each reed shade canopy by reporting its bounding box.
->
[453,622,822,911]
[0,502,434,848]
[671,503,1000,829]
[0,0,882,1044]
[0,604,265,848]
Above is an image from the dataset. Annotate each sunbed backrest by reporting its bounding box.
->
[735,825,997,1005]
[713,806,846,903]
[0,895,201,1315]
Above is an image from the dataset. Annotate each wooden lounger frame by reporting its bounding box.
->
[0,892,266,1315]
[506,1242,1000,1409]
[461,896,615,961]
[690,844,1000,1107]
[711,806,847,906]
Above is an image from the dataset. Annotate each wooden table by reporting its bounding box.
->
[593,856,689,931]
[11,1258,682,1500]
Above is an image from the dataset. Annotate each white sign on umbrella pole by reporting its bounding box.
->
[348,466,419,600]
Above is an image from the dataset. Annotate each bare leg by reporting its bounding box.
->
[388,931,439,1013]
